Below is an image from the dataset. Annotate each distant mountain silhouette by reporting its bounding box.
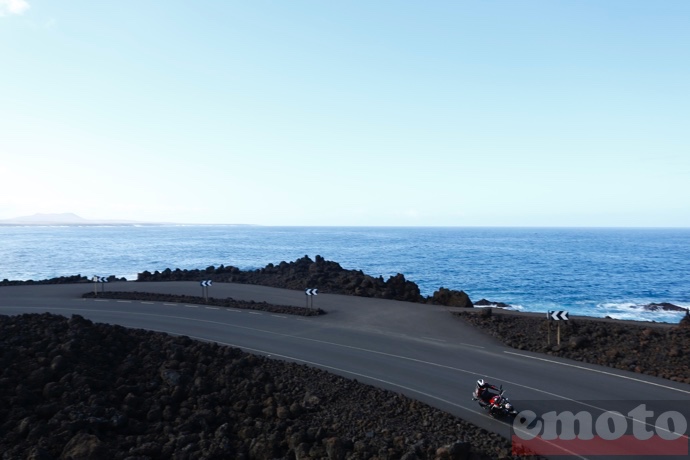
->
[0,213,146,226]
[0,213,250,226]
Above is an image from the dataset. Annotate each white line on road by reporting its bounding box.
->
[116,300,131,303]
[272,315,288,319]
[248,312,262,315]
[94,299,108,302]
[205,307,219,310]
[422,336,446,343]
[503,350,690,395]
[227,309,242,313]
[164,303,176,306]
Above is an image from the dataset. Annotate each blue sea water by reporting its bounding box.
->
[1,225,689,323]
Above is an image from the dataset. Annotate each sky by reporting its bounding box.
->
[1,1,688,227]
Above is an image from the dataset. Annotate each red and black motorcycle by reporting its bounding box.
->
[472,380,518,418]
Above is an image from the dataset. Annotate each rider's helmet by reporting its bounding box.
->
[476,379,485,389]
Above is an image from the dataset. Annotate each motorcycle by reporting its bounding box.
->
[472,384,518,418]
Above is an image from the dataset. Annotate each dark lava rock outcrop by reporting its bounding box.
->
[0,275,115,287]
[642,302,688,312]
[455,309,690,383]
[429,289,473,309]
[136,256,427,303]
[0,313,536,460]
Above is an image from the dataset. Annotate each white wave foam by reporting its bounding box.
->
[474,302,524,311]
[591,302,688,324]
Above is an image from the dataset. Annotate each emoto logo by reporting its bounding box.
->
[511,403,688,456]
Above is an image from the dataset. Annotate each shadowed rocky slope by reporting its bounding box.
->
[1,313,538,460]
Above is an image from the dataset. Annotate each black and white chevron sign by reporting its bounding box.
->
[305,288,318,296]
[548,310,569,321]
[200,280,213,287]
[92,276,108,283]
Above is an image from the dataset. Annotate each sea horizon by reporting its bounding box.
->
[2,212,689,229]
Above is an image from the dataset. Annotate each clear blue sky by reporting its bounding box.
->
[1,1,688,226]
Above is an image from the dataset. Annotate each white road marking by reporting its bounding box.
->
[116,300,131,303]
[459,343,485,349]
[94,299,108,302]
[504,350,690,395]
[248,311,262,315]
[272,315,288,319]
[205,307,219,310]
[227,309,242,313]
[164,303,176,306]
[422,336,447,343]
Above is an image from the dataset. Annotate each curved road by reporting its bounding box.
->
[2,282,689,459]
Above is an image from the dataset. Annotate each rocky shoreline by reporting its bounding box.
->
[3,255,684,319]
[0,313,536,460]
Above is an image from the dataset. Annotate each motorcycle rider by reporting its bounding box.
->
[474,379,500,405]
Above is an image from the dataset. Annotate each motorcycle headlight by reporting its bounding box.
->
[505,403,512,409]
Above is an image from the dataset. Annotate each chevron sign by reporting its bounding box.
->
[305,288,318,296]
[92,276,108,283]
[200,280,213,287]
[548,310,569,321]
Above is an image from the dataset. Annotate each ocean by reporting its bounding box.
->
[1,225,688,323]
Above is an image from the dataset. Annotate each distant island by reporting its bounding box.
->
[0,213,162,226]
[0,213,252,227]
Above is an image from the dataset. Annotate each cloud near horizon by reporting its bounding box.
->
[0,0,30,16]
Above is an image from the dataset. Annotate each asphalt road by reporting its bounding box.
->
[2,281,690,459]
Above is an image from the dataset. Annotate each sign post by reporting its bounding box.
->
[547,310,569,345]
[546,312,551,345]
[92,276,108,295]
[200,280,212,302]
[305,288,318,309]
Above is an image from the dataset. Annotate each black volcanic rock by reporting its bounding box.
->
[136,255,428,303]
[474,299,512,309]
[430,288,473,308]
[642,302,687,312]
[1,274,124,287]
[0,275,91,286]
